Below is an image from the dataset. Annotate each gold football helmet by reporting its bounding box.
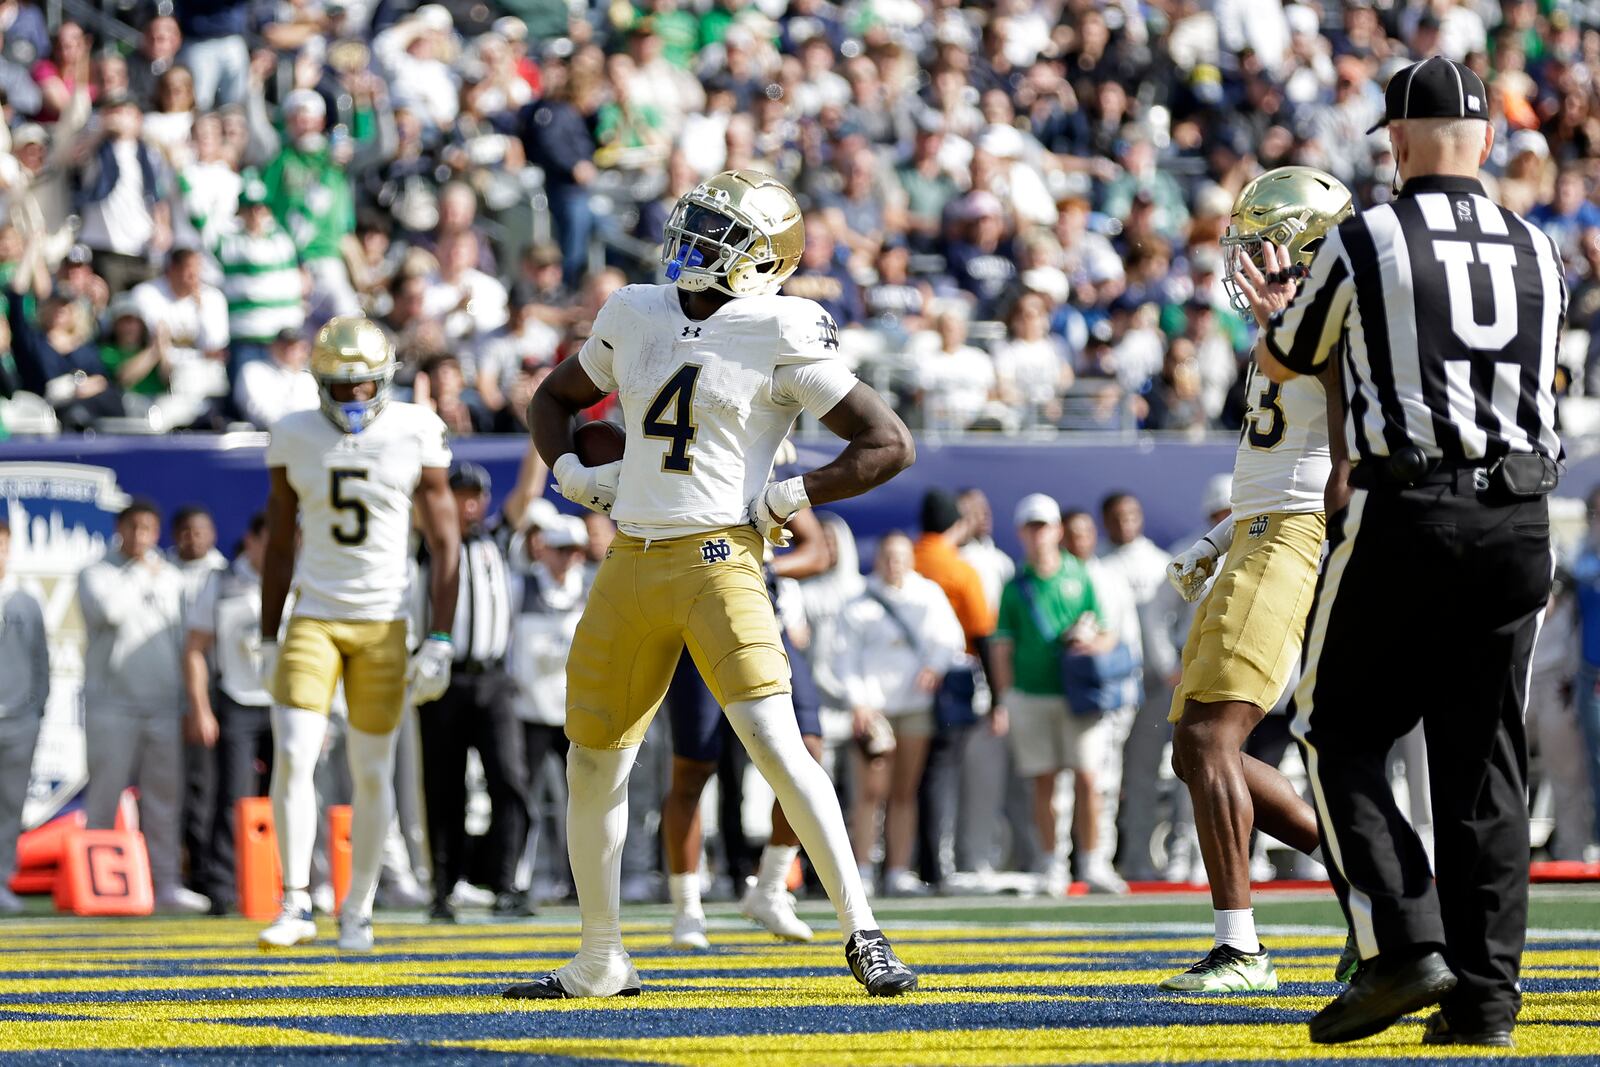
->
[311,315,395,433]
[662,169,804,298]
[1221,166,1354,314]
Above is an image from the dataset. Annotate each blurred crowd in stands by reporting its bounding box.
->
[4,0,1600,438]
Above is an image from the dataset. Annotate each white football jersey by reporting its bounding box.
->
[579,285,858,539]
[266,401,451,621]
[1230,362,1331,520]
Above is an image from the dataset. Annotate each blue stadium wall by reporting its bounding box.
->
[5,435,1599,563]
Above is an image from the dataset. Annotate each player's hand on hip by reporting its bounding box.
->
[553,453,622,515]
[407,636,453,705]
[1166,537,1222,603]
[750,477,809,549]
[1234,240,1301,331]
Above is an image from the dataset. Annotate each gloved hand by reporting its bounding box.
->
[408,636,453,705]
[1166,542,1220,603]
[257,638,280,697]
[1166,516,1234,603]
[553,453,623,515]
[748,477,809,549]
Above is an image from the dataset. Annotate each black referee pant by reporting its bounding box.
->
[419,668,530,899]
[1292,471,1551,1033]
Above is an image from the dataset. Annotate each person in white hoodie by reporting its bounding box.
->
[837,531,966,896]
[183,511,273,913]
[0,518,49,914]
[77,499,208,913]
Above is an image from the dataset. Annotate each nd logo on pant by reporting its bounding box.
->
[701,538,732,564]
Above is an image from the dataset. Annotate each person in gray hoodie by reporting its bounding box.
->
[77,499,208,913]
[0,518,49,914]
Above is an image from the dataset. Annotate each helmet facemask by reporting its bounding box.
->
[1221,214,1319,314]
[318,368,394,434]
[662,187,792,298]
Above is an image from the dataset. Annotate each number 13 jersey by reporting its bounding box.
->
[579,284,858,539]
[267,402,451,621]
[1230,362,1331,521]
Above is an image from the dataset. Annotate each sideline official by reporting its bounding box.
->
[1238,57,1562,1048]
[417,462,531,920]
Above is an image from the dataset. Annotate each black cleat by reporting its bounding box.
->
[428,898,457,923]
[1333,931,1362,983]
[1309,950,1457,1044]
[502,971,642,1000]
[492,891,536,917]
[845,930,918,997]
[1421,1012,1514,1047]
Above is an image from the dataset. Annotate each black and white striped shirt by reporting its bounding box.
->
[1265,174,1565,467]
[422,530,513,668]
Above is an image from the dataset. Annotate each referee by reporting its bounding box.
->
[1236,57,1562,1048]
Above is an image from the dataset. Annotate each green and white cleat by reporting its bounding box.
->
[1157,944,1278,992]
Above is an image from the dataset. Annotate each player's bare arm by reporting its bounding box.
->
[529,357,607,470]
[805,383,915,507]
[260,467,298,641]
[769,507,830,580]
[414,466,461,636]
[1323,360,1352,515]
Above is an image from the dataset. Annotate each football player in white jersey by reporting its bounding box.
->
[504,169,919,999]
[256,316,461,951]
[1158,168,1353,992]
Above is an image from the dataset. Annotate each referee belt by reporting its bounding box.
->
[1349,451,1559,497]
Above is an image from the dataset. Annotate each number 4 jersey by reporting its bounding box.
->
[267,402,451,621]
[579,284,858,539]
[1231,362,1331,520]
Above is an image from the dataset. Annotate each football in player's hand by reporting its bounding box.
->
[574,420,626,466]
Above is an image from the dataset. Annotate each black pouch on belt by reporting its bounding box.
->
[1490,453,1561,498]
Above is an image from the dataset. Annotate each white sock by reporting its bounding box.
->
[567,743,637,966]
[270,706,328,907]
[1215,908,1260,954]
[344,724,400,921]
[724,695,876,935]
[668,871,703,918]
[756,845,800,896]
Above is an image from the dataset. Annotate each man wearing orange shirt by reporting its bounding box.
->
[911,490,1001,891]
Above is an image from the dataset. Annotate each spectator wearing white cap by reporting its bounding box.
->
[507,513,590,899]
[834,530,966,896]
[1498,129,1553,218]
[374,5,460,132]
[991,493,1124,895]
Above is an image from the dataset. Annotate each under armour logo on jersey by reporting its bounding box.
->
[682,326,702,338]
[1248,516,1270,539]
[816,316,839,350]
[590,495,612,513]
[701,538,732,564]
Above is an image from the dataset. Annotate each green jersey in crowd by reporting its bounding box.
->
[995,556,1100,697]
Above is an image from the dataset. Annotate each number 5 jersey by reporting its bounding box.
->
[266,402,452,621]
[1231,362,1331,520]
[578,284,858,539]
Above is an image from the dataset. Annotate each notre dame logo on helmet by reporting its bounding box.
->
[700,538,732,564]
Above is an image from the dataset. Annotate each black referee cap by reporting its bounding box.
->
[1368,55,1489,133]
[448,461,491,493]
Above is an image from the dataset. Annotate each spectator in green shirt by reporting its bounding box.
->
[97,294,170,398]
[991,492,1126,895]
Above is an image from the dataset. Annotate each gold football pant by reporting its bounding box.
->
[566,525,791,750]
[1170,511,1325,722]
[274,617,409,733]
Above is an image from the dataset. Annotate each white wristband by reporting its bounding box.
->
[766,476,811,521]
